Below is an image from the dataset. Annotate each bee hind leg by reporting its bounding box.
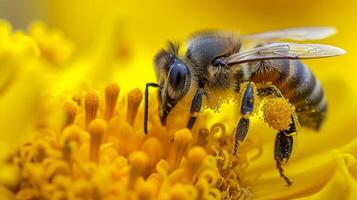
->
[274,118,296,187]
[233,82,255,156]
[258,85,299,186]
[144,82,160,134]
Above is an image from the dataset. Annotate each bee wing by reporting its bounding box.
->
[224,42,346,65]
[244,27,336,42]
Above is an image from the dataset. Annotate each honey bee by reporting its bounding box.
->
[144,27,345,186]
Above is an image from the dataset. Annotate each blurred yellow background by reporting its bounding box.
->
[1,1,357,199]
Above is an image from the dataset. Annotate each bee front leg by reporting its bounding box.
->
[233,82,255,156]
[144,82,160,134]
[187,87,205,129]
[274,118,296,186]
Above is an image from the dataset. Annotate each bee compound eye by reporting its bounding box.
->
[169,64,188,90]
[167,61,190,99]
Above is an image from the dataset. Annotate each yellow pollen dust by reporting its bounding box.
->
[262,98,295,130]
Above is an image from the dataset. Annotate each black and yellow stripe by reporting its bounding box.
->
[246,59,327,130]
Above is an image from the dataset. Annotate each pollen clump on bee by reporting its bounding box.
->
[262,97,295,130]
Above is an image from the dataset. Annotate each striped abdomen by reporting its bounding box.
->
[249,59,327,130]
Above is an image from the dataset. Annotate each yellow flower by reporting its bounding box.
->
[0,9,357,199]
[27,21,75,65]
[0,20,44,163]
[3,79,354,200]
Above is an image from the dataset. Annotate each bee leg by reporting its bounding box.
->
[233,82,255,156]
[144,82,160,134]
[187,87,205,129]
[258,85,299,186]
[274,117,296,186]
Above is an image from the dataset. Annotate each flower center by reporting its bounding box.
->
[3,83,260,200]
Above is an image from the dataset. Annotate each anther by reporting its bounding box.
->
[88,119,107,162]
[60,125,82,163]
[85,92,100,129]
[63,100,78,128]
[169,185,187,200]
[16,189,40,200]
[104,83,120,121]
[141,137,163,168]
[136,180,156,200]
[197,128,209,147]
[168,129,193,172]
[183,146,206,183]
[126,88,143,126]
[72,94,81,106]
[128,151,149,189]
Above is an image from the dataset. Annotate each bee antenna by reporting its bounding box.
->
[144,82,160,134]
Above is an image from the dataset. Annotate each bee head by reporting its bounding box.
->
[154,47,191,125]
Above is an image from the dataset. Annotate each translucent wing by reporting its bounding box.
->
[244,27,336,42]
[224,42,346,65]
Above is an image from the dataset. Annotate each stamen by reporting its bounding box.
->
[126,88,143,126]
[16,189,40,200]
[104,83,120,121]
[169,185,187,200]
[197,128,209,147]
[63,100,78,127]
[210,123,227,146]
[128,151,149,189]
[199,170,218,186]
[141,137,163,168]
[60,125,82,163]
[88,119,107,162]
[183,146,206,183]
[43,159,70,180]
[72,94,81,106]
[168,129,193,172]
[85,92,100,130]
[136,180,157,200]
[262,98,294,130]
